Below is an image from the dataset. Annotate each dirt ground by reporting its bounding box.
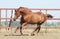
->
[0,28,60,39]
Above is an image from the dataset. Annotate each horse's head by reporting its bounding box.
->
[13,7,32,21]
[13,9,20,21]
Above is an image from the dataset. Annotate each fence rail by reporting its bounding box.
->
[0,8,60,10]
[0,18,60,20]
[0,8,60,22]
[0,8,60,20]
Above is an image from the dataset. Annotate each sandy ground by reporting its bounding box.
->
[0,28,60,39]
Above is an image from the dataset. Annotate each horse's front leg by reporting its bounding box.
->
[20,22,28,35]
[14,26,19,33]
[20,22,23,35]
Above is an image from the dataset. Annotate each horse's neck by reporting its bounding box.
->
[21,11,30,15]
[21,12,27,16]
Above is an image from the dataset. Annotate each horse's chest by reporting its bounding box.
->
[21,15,30,22]
[20,16,26,23]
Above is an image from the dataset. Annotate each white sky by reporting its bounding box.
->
[0,0,60,8]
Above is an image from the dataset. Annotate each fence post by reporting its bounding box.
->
[40,10,41,12]
[6,9,7,25]
[8,10,13,33]
[10,10,13,33]
[45,10,48,33]
[5,9,8,32]
[0,9,1,31]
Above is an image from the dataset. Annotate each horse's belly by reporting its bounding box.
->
[30,19,40,23]
[29,21,39,24]
[30,16,45,23]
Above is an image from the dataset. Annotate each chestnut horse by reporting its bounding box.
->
[13,7,53,35]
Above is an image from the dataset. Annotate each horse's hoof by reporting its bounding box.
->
[31,34,35,36]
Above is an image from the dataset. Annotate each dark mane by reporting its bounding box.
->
[19,7,32,12]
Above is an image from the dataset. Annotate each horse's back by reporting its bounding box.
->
[23,12,46,23]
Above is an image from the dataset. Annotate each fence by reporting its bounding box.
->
[0,8,60,28]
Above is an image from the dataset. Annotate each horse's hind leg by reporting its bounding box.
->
[37,22,44,34]
[31,24,39,36]
[37,25,41,34]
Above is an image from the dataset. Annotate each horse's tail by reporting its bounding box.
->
[46,14,53,19]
